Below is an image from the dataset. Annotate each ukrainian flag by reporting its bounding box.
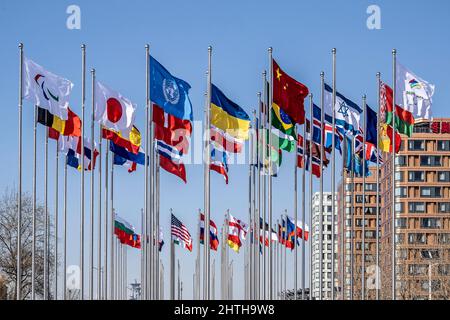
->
[211,84,250,140]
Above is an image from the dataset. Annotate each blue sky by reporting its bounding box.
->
[0,0,449,299]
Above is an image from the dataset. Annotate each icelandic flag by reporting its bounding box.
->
[150,56,193,121]
[324,84,362,135]
[210,144,229,184]
[324,123,343,154]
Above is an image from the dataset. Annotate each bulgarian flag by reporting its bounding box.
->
[114,215,141,249]
[381,82,414,137]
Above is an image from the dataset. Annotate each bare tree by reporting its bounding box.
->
[0,188,54,299]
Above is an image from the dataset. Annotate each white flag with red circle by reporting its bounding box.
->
[94,81,136,131]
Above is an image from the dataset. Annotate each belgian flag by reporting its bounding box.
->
[37,107,81,137]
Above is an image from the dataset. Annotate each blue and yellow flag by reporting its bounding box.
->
[211,84,250,140]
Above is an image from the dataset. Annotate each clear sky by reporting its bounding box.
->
[0,0,449,300]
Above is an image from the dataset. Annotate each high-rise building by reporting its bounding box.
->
[338,166,381,300]
[311,192,338,299]
[380,118,450,300]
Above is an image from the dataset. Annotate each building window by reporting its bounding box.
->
[420,155,441,167]
[395,187,407,198]
[396,218,407,229]
[420,218,441,229]
[395,202,405,213]
[437,171,450,182]
[396,155,407,166]
[408,233,426,244]
[395,171,404,182]
[409,202,425,213]
[420,187,441,198]
[438,203,450,213]
[408,264,427,276]
[365,183,377,192]
[420,249,440,259]
[408,140,425,151]
[408,171,425,182]
[437,140,450,151]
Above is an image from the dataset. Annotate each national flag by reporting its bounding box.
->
[294,218,310,241]
[23,57,73,120]
[344,135,370,177]
[37,107,81,137]
[324,123,343,154]
[257,128,283,176]
[199,213,219,251]
[259,218,278,247]
[227,213,248,252]
[272,59,309,125]
[210,126,243,153]
[150,56,193,121]
[379,123,402,154]
[324,84,362,135]
[285,216,297,250]
[58,135,99,171]
[211,84,251,140]
[270,105,296,152]
[365,105,378,146]
[210,144,229,184]
[102,125,141,155]
[380,82,415,137]
[159,227,164,252]
[171,214,192,252]
[110,141,145,166]
[297,134,328,178]
[114,214,141,249]
[94,81,136,131]
[395,62,435,120]
[113,153,137,173]
[156,140,187,183]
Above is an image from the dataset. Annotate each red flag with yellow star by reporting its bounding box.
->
[272,59,309,125]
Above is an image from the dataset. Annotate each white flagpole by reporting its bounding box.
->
[104,140,109,299]
[341,135,347,299]
[143,44,149,300]
[319,71,325,300]
[89,68,96,300]
[80,44,86,300]
[148,44,154,300]
[140,208,144,299]
[376,72,381,300]
[170,209,175,300]
[256,92,262,300]
[63,155,68,300]
[331,48,337,300]
[110,156,115,299]
[294,124,298,300]
[54,143,59,300]
[262,71,267,300]
[303,94,311,300]
[196,209,201,300]
[350,136,355,300]
[267,47,274,300]
[97,123,102,299]
[155,154,161,299]
[31,104,37,300]
[204,46,212,300]
[16,42,24,300]
[248,120,253,299]
[44,127,49,300]
[362,95,367,300]
[391,49,397,301]
[309,108,314,299]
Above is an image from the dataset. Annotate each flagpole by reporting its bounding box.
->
[256,92,262,300]
[170,209,175,300]
[283,215,287,299]
[331,48,337,300]
[197,209,201,300]
[80,43,86,300]
[303,94,311,300]
[341,134,347,299]
[44,127,49,300]
[204,46,212,300]
[319,71,325,300]
[104,140,109,300]
[375,72,381,300]
[391,49,397,301]
[63,155,68,300]
[252,109,257,300]
[89,68,96,300]
[110,154,115,299]
[97,123,102,299]
[155,154,161,299]
[309,120,313,300]
[362,95,367,300]
[143,44,149,300]
[350,136,355,300]
[54,143,59,300]
[262,70,267,300]
[32,103,37,300]
[147,44,154,301]
[267,46,274,300]
[294,123,298,300]
[275,219,278,299]
[140,208,144,299]
[248,120,253,300]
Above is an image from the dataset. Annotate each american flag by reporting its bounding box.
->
[171,214,192,252]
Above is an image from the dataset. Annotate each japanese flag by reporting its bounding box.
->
[94,81,136,131]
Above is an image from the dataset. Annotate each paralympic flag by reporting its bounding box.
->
[150,56,193,121]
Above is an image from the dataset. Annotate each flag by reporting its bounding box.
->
[257,128,283,176]
[344,136,370,177]
[270,105,296,152]
[395,62,435,120]
[272,59,309,125]
[102,125,141,154]
[94,81,136,131]
[295,218,310,241]
[114,214,141,249]
[210,144,229,184]
[285,216,297,250]
[297,134,328,178]
[155,140,187,183]
[59,135,99,171]
[365,105,378,146]
[159,227,164,252]
[150,56,193,121]
[379,123,402,154]
[259,218,278,247]
[210,126,243,153]
[227,213,248,252]
[23,57,73,120]
[210,84,251,140]
[324,84,362,135]
[324,123,343,154]
[380,82,415,137]
[113,153,137,173]
[171,214,192,252]
[199,213,219,251]
[110,141,145,166]
[37,107,81,137]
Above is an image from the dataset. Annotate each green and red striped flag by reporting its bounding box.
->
[381,82,414,137]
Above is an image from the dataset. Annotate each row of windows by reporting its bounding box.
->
[395,202,450,213]
[396,217,442,229]
[396,155,444,167]
[395,171,450,182]
[396,186,443,198]
[407,140,450,152]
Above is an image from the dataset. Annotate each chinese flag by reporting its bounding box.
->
[272,59,309,125]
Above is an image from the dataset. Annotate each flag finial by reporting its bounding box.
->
[145,44,149,49]
[208,45,212,52]
[268,47,272,53]
[81,44,85,49]
[376,72,381,78]
[18,43,23,49]
[332,48,336,54]
[320,71,324,78]
[392,48,397,55]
